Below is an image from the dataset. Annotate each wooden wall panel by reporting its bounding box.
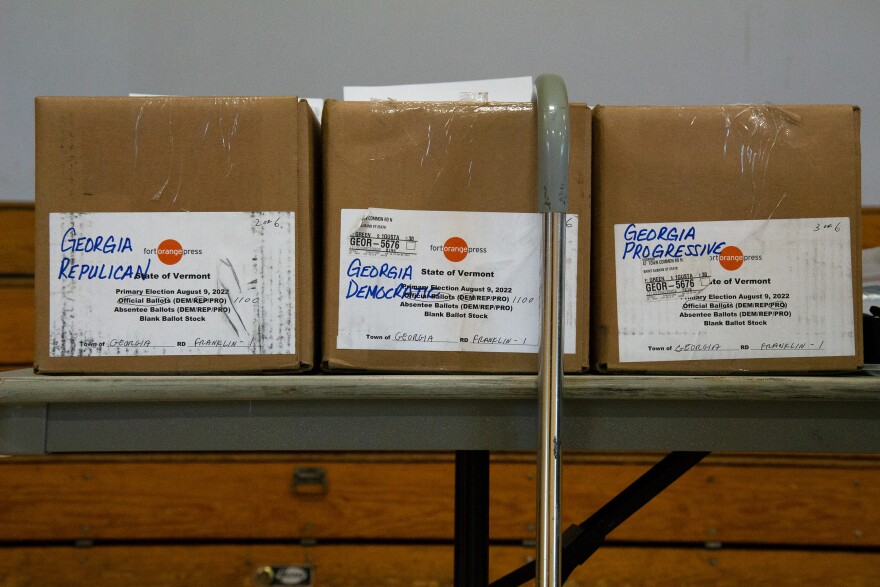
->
[0,458,455,541]
[863,207,880,249]
[0,544,878,587]
[0,204,34,275]
[0,204,34,368]
[0,284,33,366]
[1,453,878,547]
[497,457,880,546]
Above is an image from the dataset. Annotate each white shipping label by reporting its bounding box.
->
[337,209,578,353]
[614,217,855,362]
[49,212,295,357]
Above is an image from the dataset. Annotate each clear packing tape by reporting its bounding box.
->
[720,104,804,218]
[360,98,535,199]
[57,95,311,213]
[359,100,815,219]
[129,97,260,208]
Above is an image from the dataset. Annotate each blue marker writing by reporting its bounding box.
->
[621,223,724,260]
[58,258,152,280]
[57,226,150,280]
[61,227,133,255]
[346,257,414,281]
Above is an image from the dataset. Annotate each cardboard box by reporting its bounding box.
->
[591,104,862,373]
[322,100,590,373]
[35,96,317,373]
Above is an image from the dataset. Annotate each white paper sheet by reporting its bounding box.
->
[343,77,533,102]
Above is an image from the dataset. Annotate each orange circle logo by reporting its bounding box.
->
[157,239,184,265]
[442,237,468,262]
[718,245,744,271]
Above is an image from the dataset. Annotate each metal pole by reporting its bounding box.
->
[533,74,570,587]
[538,211,565,586]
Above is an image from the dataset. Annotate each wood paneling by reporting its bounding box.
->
[0,204,34,368]
[0,284,33,366]
[501,458,880,546]
[0,544,878,587]
[0,458,455,541]
[0,204,34,275]
[1,453,878,547]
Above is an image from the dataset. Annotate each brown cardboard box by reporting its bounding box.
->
[35,96,317,373]
[322,100,590,373]
[591,105,862,373]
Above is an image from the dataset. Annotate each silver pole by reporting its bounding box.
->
[533,74,569,587]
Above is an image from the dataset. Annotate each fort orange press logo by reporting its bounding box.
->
[156,239,184,265]
[441,236,469,262]
[718,245,744,271]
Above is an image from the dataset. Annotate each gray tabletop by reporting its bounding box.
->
[1,370,878,454]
